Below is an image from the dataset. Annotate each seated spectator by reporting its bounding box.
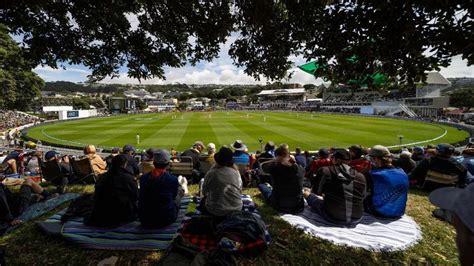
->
[105,147,120,169]
[258,147,304,214]
[138,148,157,175]
[139,150,184,228]
[393,151,416,174]
[206,143,216,164]
[0,178,56,230]
[1,150,23,174]
[348,145,371,176]
[122,144,139,176]
[181,141,205,170]
[201,147,242,218]
[411,146,425,163]
[429,184,474,265]
[365,145,408,218]
[409,144,467,191]
[461,148,474,184]
[85,155,138,228]
[308,148,332,179]
[294,147,306,168]
[181,141,205,183]
[231,140,250,165]
[44,150,73,194]
[170,147,178,162]
[83,145,107,176]
[304,149,366,225]
[258,141,275,160]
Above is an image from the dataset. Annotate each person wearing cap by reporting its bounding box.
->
[365,145,409,218]
[201,147,242,218]
[138,148,158,175]
[304,149,366,225]
[181,141,205,173]
[348,145,371,176]
[85,154,138,228]
[411,146,425,163]
[393,151,416,174]
[231,140,250,165]
[44,150,72,194]
[307,148,332,179]
[83,145,107,176]
[409,143,467,191]
[429,184,474,265]
[122,144,140,176]
[205,143,216,164]
[258,146,305,214]
[138,149,184,228]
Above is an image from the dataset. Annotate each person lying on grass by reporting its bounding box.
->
[139,149,185,228]
[303,149,366,226]
[0,178,57,230]
[85,154,138,228]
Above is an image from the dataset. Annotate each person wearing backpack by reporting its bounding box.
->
[304,149,366,225]
[138,149,184,228]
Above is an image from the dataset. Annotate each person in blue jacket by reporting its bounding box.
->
[365,145,408,218]
[138,149,184,228]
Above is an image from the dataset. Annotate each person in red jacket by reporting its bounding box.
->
[307,148,332,180]
[348,145,371,176]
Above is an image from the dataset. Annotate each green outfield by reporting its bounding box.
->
[26,112,469,152]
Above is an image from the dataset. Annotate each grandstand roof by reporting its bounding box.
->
[257,88,305,96]
[425,72,451,86]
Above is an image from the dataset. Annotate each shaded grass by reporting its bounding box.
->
[1,185,458,265]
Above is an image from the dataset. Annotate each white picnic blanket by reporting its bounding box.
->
[281,207,422,252]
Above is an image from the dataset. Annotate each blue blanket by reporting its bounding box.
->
[39,196,192,250]
[5,193,80,234]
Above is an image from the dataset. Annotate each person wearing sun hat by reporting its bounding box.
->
[231,140,250,165]
[201,146,242,218]
[409,143,467,191]
[364,145,409,218]
[429,184,474,265]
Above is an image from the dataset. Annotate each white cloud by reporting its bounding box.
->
[34,65,89,74]
[439,55,474,78]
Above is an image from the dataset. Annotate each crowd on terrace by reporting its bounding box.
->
[0,111,40,132]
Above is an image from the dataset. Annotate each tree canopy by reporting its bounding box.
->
[0,24,44,110]
[1,1,472,88]
[449,88,474,110]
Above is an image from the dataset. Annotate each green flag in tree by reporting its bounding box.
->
[297,61,321,75]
